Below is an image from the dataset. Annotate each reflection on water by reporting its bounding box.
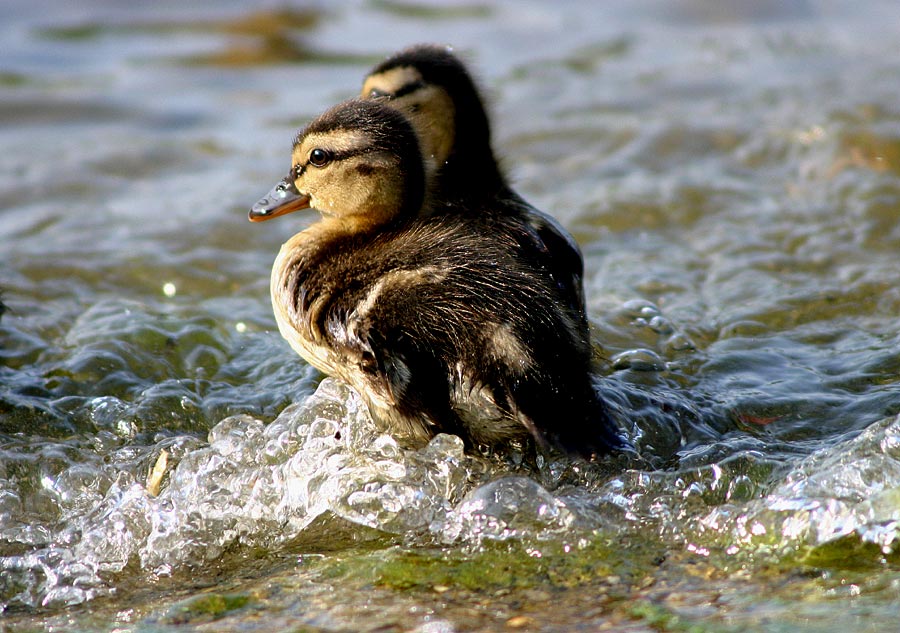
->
[3,0,900,630]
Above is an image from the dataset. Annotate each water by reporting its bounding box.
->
[3,0,900,630]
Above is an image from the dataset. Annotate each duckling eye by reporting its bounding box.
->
[368,87,390,99]
[308,148,332,167]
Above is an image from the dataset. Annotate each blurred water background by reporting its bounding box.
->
[3,0,900,630]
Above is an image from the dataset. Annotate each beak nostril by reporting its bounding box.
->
[248,176,312,222]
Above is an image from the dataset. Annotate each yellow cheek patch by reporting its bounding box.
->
[405,86,456,167]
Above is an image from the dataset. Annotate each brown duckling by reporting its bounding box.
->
[249,99,626,458]
[361,44,587,329]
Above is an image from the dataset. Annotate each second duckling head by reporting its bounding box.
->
[362,44,503,197]
[250,99,425,230]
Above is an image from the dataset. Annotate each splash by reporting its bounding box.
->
[681,414,900,563]
[4,375,900,612]
[1,380,474,609]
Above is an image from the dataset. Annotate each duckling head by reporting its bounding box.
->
[361,44,503,197]
[249,99,425,232]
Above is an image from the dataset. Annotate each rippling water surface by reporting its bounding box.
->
[3,0,900,630]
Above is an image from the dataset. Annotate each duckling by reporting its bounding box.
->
[249,99,626,458]
[361,44,587,329]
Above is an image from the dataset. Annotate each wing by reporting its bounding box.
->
[321,265,468,442]
[498,189,586,325]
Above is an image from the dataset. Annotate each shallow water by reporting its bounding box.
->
[3,0,900,630]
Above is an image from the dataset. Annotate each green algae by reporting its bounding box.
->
[628,601,732,633]
[800,534,900,571]
[326,537,662,594]
[158,592,253,625]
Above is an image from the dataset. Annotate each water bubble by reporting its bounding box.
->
[665,332,695,353]
[611,348,667,371]
[443,476,573,542]
[621,299,660,318]
[648,315,673,334]
[88,396,130,429]
[116,418,137,438]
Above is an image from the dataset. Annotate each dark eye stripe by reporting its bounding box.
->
[391,80,426,99]
[293,146,376,178]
